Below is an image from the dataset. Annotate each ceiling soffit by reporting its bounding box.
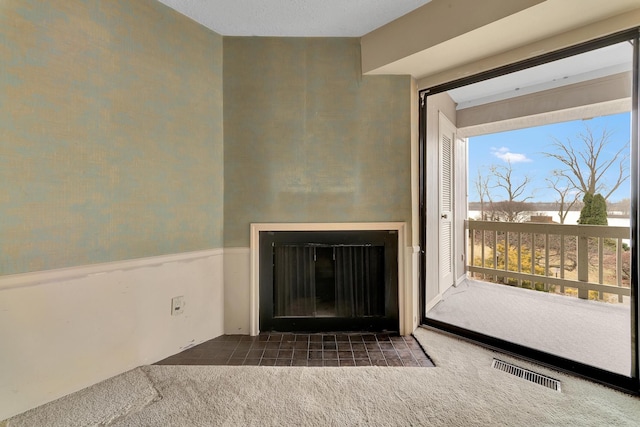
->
[363,0,640,81]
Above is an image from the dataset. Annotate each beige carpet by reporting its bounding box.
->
[4,328,640,426]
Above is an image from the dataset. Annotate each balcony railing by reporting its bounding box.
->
[466,220,630,302]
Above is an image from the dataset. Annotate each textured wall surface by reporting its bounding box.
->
[223,37,412,247]
[0,0,224,275]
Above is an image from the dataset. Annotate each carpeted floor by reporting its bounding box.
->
[4,328,640,426]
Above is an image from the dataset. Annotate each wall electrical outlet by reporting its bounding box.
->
[171,296,184,316]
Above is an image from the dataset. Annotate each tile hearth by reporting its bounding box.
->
[156,332,434,367]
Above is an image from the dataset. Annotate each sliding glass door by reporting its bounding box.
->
[420,30,640,391]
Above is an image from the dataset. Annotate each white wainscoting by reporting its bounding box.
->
[0,249,224,421]
[223,247,251,335]
[249,222,416,336]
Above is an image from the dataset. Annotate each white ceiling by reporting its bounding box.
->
[156,0,432,37]
[154,0,637,112]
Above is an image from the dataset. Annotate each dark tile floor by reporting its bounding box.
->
[156,332,434,367]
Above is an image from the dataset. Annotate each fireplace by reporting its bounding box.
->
[259,230,399,332]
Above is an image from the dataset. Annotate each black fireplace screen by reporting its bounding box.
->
[273,245,315,317]
[274,244,385,318]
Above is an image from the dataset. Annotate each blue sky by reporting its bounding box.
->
[468,112,631,203]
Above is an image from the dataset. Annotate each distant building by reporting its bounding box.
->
[529,215,556,223]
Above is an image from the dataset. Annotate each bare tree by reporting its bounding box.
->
[543,125,629,201]
[489,160,534,222]
[473,168,492,220]
[491,200,533,223]
[546,172,578,224]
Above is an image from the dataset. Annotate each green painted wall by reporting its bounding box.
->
[0,0,224,275]
[1,5,412,274]
[223,37,412,247]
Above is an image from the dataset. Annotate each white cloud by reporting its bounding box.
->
[491,147,531,163]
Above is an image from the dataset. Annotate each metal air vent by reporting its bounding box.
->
[492,358,561,392]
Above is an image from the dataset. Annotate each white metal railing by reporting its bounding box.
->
[466,220,630,302]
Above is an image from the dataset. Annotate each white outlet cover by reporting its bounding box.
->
[171,296,184,316]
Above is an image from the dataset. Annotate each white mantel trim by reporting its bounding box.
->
[249,222,410,336]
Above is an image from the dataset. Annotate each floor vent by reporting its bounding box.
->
[491,359,562,392]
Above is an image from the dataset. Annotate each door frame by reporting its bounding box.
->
[418,28,640,393]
